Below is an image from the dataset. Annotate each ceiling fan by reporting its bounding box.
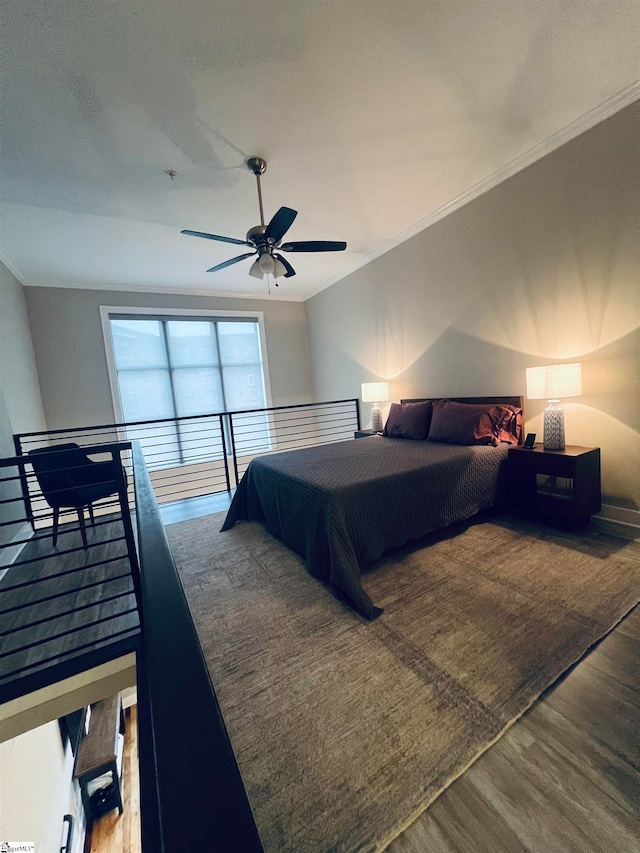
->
[181,157,347,284]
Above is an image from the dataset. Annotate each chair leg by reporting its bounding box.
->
[77,507,88,550]
[52,507,60,547]
[88,502,96,526]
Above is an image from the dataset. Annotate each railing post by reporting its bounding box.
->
[228,413,239,488]
[13,434,35,531]
[117,446,143,625]
[219,414,232,493]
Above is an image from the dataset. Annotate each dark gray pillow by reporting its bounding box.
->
[427,399,518,446]
[383,401,433,440]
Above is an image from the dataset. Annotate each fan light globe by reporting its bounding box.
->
[273,258,287,279]
[258,253,276,275]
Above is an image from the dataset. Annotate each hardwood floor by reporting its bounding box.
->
[90,705,141,853]
[388,605,639,853]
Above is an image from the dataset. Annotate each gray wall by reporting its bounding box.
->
[0,262,47,553]
[305,104,639,511]
[0,261,47,438]
[24,288,313,430]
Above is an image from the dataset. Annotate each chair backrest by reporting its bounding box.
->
[28,443,91,508]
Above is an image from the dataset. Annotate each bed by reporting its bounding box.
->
[221,396,523,618]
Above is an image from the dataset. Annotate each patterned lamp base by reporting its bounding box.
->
[371,403,383,433]
[543,400,565,450]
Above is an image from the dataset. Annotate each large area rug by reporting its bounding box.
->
[165,511,639,853]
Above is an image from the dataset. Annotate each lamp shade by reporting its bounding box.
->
[361,382,389,403]
[525,363,582,400]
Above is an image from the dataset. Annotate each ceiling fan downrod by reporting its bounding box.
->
[247,157,267,228]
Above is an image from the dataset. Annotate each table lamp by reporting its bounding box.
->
[361,382,389,433]
[525,362,582,450]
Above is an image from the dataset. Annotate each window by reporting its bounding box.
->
[107,314,269,467]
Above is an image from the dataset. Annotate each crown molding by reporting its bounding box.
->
[20,278,305,303]
[303,84,640,301]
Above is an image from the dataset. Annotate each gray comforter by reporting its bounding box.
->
[221,436,510,618]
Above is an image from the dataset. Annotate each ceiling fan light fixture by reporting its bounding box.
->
[258,252,276,275]
[180,156,347,286]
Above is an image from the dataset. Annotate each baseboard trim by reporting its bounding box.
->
[593,504,640,540]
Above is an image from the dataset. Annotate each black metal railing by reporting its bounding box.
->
[0,443,141,703]
[4,401,360,844]
[0,438,264,848]
[14,398,360,511]
[132,442,263,852]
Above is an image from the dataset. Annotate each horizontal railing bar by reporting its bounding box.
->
[12,441,132,460]
[233,424,355,441]
[0,571,133,616]
[229,398,357,417]
[235,410,357,426]
[0,586,134,637]
[16,401,356,439]
[0,473,24,485]
[30,506,123,527]
[0,625,140,683]
[2,517,124,549]
[0,554,128,592]
[278,424,356,440]
[17,411,227,438]
[234,409,355,426]
[153,484,227,502]
[0,603,139,660]
[138,445,224,462]
[151,471,224,488]
[18,479,123,500]
[6,536,127,569]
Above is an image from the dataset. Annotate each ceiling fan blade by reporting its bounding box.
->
[280,240,347,253]
[274,253,296,278]
[265,207,297,243]
[182,229,250,247]
[206,252,256,273]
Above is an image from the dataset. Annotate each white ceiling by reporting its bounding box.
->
[1,1,638,301]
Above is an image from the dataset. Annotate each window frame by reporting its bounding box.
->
[100,305,273,427]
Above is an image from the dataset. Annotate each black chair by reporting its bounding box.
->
[28,443,125,549]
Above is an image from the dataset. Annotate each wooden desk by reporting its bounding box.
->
[74,693,125,820]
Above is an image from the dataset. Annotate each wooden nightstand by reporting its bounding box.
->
[507,444,601,526]
[354,429,380,438]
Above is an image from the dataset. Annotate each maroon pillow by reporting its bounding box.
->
[383,401,433,440]
[427,400,520,447]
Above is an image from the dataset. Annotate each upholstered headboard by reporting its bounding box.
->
[400,396,525,444]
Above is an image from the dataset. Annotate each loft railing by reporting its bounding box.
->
[0,443,141,703]
[5,401,360,845]
[14,398,360,511]
[1,441,262,848]
[132,441,263,851]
